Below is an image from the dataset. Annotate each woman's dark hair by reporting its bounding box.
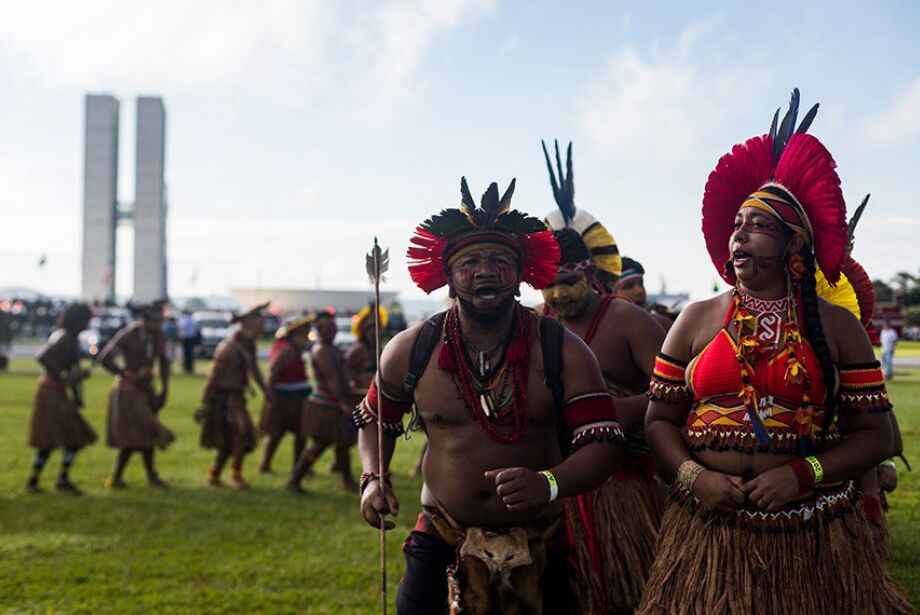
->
[797,248,837,422]
[58,303,93,335]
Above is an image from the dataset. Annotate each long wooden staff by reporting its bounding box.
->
[366,237,390,614]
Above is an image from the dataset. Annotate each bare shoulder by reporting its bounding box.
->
[662,292,731,360]
[378,321,427,384]
[608,297,665,332]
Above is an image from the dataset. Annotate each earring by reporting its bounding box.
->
[786,253,806,281]
[723,259,734,279]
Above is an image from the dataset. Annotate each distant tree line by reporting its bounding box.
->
[874,271,920,326]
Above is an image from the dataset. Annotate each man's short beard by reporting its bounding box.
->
[456,293,516,324]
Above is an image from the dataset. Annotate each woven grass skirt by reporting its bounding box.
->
[106,379,175,450]
[566,464,665,613]
[196,392,257,454]
[258,392,305,438]
[301,399,356,446]
[637,482,914,615]
[29,380,97,450]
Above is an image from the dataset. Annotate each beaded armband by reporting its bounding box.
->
[352,379,412,437]
[837,361,892,412]
[648,353,691,403]
[564,392,624,452]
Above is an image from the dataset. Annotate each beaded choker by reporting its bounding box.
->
[438,304,532,443]
[737,289,790,313]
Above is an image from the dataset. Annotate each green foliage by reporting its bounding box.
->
[905,306,920,327]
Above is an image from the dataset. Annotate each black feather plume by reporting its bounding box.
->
[542,140,561,207]
[773,88,800,163]
[564,142,574,211]
[541,138,576,225]
[796,103,820,135]
[847,194,870,249]
[479,183,501,226]
[769,108,780,143]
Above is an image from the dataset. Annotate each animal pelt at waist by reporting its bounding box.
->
[423,507,561,615]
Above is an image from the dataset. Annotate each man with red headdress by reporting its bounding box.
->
[356,177,625,614]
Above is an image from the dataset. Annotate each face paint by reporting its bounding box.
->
[543,273,590,318]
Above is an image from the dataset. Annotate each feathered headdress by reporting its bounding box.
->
[703,89,848,285]
[351,304,388,338]
[407,177,560,293]
[541,140,622,280]
[816,195,875,331]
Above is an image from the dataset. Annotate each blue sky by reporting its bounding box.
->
[1,0,918,306]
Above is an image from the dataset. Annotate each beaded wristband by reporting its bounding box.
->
[540,470,559,502]
[787,458,814,495]
[359,471,391,497]
[676,460,706,494]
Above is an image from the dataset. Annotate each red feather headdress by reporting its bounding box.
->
[702,89,848,285]
[407,177,560,293]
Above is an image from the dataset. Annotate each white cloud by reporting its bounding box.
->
[863,78,920,146]
[0,0,493,114]
[576,15,761,168]
[345,0,495,125]
[0,1,333,97]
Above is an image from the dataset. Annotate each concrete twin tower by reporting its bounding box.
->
[81,94,167,304]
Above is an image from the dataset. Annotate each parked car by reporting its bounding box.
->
[78,307,131,358]
[193,311,233,358]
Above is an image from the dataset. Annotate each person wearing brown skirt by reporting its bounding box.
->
[196,303,271,490]
[27,303,97,495]
[258,314,313,474]
[287,310,358,494]
[99,300,174,489]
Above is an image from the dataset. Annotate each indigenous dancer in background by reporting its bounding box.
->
[542,139,622,293]
[258,315,314,474]
[287,310,358,494]
[26,303,97,494]
[99,300,174,489]
[616,256,678,331]
[346,305,387,399]
[541,229,666,612]
[357,177,625,614]
[638,90,912,614]
[197,303,271,490]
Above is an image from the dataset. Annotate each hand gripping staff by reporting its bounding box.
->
[366,237,390,614]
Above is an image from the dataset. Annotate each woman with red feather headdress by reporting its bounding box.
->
[637,90,912,614]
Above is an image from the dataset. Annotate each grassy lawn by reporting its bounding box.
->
[0,358,917,612]
[896,340,920,358]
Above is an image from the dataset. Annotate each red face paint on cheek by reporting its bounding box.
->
[735,222,786,241]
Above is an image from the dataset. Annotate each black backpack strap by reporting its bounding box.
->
[540,315,565,410]
[404,311,447,395]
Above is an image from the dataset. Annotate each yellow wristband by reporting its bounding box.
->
[805,456,824,484]
[540,470,558,502]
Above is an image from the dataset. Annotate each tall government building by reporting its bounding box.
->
[81,94,168,303]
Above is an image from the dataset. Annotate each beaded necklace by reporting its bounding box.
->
[438,303,531,443]
[732,282,815,447]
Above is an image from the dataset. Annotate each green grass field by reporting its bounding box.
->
[1,358,917,613]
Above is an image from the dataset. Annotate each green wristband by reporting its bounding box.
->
[540,470,558,502]
[805,456,824,484]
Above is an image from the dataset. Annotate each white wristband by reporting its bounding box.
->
[540,470,558,502]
